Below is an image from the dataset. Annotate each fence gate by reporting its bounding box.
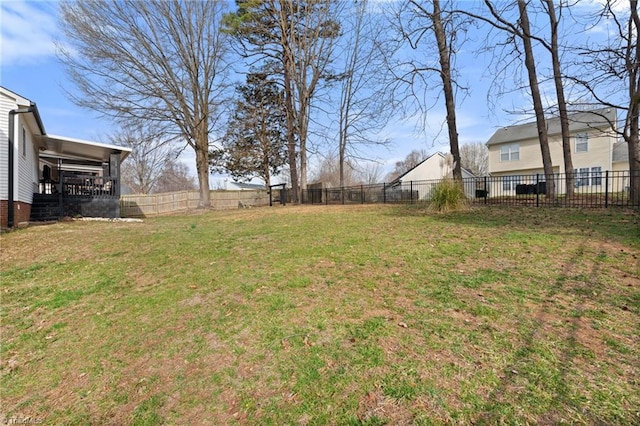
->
[269,184,287,206]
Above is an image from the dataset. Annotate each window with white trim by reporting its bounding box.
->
[502,175,521,191]
[574,167,602,186]
[575,133,588,153]
[575,168,590,186]
[500,143,520,162]
[591,166,602,186]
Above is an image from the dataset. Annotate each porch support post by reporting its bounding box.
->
[109,152,121,197]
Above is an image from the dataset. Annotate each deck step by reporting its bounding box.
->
[30,194,61,222]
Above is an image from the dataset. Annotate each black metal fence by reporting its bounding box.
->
[293,170,638,209]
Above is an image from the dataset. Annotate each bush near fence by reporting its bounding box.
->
[120,190,270,217]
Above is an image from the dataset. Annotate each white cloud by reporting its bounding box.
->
[576,0,630,35]
[0,1,59,66]
[589,0,628,14]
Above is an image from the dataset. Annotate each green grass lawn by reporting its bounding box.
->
[1,205,639,425]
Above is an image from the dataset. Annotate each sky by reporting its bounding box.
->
[0,0,618,185]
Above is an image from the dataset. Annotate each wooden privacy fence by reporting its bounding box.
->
[120,190,270,217]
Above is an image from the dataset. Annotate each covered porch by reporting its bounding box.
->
[31,135,130,221]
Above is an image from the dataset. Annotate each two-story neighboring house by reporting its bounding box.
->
[486,108,629,195]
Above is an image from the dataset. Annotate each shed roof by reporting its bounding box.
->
[486,108,617,147]
[39,134,131,163]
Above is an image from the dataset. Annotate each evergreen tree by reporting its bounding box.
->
[212,73,288,189]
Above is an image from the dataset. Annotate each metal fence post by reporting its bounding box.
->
[484,176,488,204]
[383,183,386,204]
[361,185,364,204]
[536,174,540,208]
[410,181,413,204]
[605,170,609,208]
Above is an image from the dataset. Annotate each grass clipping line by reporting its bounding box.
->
[428,178,469,213]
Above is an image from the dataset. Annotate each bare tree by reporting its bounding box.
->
[154,159,197,194]
[461,1,556,197]
[391,0,469,182]
[311,152,360,187]
[517,0,556,198]
[459,142,489,176]
[111,124,178,194]
[542,0,575,196]
[58,0,230,208]
[333,0,394,187]
[357,161,385,185]
[568,0,640,207]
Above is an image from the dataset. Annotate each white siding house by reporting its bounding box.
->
[1,87,131,228]
[389,152,477,200]
[0,87,46,227]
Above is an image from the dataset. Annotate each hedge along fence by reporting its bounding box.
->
[120,190,270,217]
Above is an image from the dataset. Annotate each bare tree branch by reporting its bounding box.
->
[58,0,231,208]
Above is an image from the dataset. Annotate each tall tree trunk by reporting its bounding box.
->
[518,0,555,198]
[338,1,363,188]
[629,0,640,207]
[432,0,462,182]
[629,119,640,207]
[338,61,352,189]
[263,152,272,190]
[299,103,309,196]
[545,0,574,197]
[281,29,299,203]
[195,124,212,208]
[284,84,299,203]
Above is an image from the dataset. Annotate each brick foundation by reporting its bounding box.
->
[0,200,32,229]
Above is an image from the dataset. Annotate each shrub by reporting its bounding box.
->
[428,179,468,212]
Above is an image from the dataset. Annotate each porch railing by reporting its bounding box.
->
[38,173,119,198]
[63,174,118,197]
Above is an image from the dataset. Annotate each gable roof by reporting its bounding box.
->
[486,108,617,147]
[392,151,476,184]
[1,86,32,106]
[1,86,46,136]
[392,152,442,184]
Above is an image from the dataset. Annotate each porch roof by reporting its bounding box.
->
[38,134,131,163]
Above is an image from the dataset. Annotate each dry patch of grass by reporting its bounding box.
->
[1,205,638,424]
